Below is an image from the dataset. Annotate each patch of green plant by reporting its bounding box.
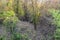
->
[3,10,15,17]
[0,35,6,40]
[3,16,18,26]
[14,0,25,17]
[18,6,25,17]
[0,36,3,40]
[2,11,19,40]
[2,10,18,25]
[31,11,40,30]
[0,10,17,23]
[0,12,4,18]
[12,33,30,40]
[2,10,18,34]
[48,9,60,40]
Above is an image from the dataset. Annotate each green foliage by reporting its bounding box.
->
[31,10,40,30]
[2,10,18,26]
[1,10,18,34]
[18,6,25,17]
[0,36,4,40]
[32,13,40,23]
[3,16,18,26]
[48,9,60,27]
[14,0,25,17]
[49,9,60,40]
[0,10,16,19]
[0,12,4,18]
[0,12,4,20]
[0,35,6,40]
[3,10,15,17]
[13,33,29,40]
[0,10,17,24]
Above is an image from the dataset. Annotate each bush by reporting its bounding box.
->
[2,10,18,33]
[0,10,18,24]
[49,9,60,40]
[0,10,18,25]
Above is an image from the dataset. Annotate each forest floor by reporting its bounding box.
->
[0,17,55,40]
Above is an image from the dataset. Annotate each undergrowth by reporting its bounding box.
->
[49,9,60,40]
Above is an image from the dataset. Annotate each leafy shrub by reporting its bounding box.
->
[3,10,15,17]
[2,10,18,33]
[49,9,60,40]
[0,10,18,25]
[14,0,25,18]
[0,10,17,23]
[48,9,60,27]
